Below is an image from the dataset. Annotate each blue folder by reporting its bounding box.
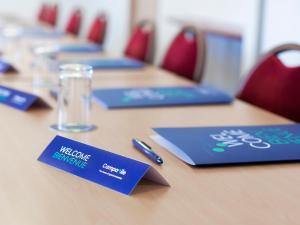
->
[152,124,300,166]
[0,26,63,38]
[32,43,102,55]
[93,85,233,109]
[56,43,102,53]
[20,28,64,38]
[69,58,145,70]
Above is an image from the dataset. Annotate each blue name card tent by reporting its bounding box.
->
[152,124,300,166]
[59,58,145,70]
[32,43,103,55]
[38,135,169,195]
[0,85,50,111]
[93,85,233,109]
[0,60,17,73]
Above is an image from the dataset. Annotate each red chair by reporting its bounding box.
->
[124,21,154,63]
[238,44,300,122]
[161,26,206,82]
[46,4,58,26]
[65,9,82,36]
[87,13,107,45]
[37,3,49,22]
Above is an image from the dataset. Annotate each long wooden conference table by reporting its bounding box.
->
[0,21,299,225]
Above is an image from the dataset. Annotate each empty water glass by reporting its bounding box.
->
[50,64,96,132]
[32,53,54,88]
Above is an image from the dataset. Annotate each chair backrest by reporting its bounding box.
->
[124,21,154,63]
[87,13,107,45]
[65,9,82,36]
[47,4,58,26]
[238,43,300,122]
[161,26,206,82]
[37,3,49,22]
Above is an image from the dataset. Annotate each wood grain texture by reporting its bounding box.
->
[0,24,299,225]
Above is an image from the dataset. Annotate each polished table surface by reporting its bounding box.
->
[0,21,299,225]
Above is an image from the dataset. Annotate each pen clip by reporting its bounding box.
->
[134,139,152,150]
[139,140,152,150]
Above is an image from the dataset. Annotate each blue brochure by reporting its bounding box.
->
[64,58,145,70]
[0,27,62,38]
[33,43,102,54]
[38,135,169,195]
[57,43,102,53]
[152,124,300,166]
[20,28,64,38]
[0,85,50,111]
[93,85,233,109]
[0,60,17,73]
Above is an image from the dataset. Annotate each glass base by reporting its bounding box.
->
[32,80,54,88]
[50,124,97,133]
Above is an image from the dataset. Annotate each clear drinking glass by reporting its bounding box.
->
[32,54,54,88]
[50,64,96,132]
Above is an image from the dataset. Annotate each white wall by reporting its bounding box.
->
[262,0,300,51]
[155,0,261,74]
[258,0,300,68]
[0,0,40,20]
[132,0,157,24]
[53,0,132,54]
[0,0,132,54]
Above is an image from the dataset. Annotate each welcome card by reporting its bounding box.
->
[38,135,169,195]
[0,85,50,111]
[93,85,233,109]
[152,124,300,166]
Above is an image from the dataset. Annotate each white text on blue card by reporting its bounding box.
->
[38,135,169,195]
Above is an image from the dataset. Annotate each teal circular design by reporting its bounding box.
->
[217,143,227,147]
[212,147,225,153]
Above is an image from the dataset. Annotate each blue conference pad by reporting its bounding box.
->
[20,28,64,38]
[38,135,169,195]
[0,27,63,38]
[0,60,16,73]
[0,85,50,111]
[152,124,300,166]
[63,58,145,70]
[57,43,102,53]
[33,43,103,54]
[93,85,233,109]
